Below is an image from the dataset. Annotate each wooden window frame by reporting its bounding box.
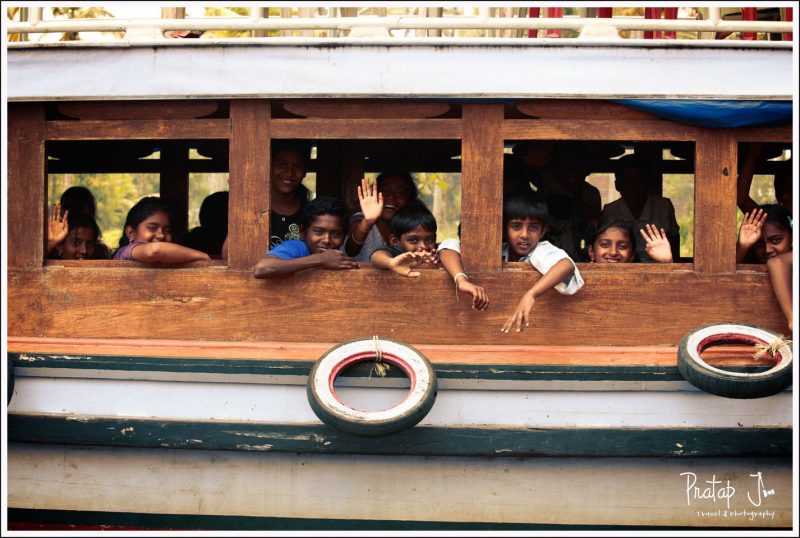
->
[10,99,791,276]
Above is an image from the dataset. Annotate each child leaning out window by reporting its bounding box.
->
[438,192,583,334]
[113,197,210,264]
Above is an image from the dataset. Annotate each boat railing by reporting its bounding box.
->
[6,6,794,47]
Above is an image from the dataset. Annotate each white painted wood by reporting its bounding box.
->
[8,376,792,428]
[7,443,793,527]
[7,43,792,101]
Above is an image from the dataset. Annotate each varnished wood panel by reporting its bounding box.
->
[6,336,768,368]
[502,120,699,141]
[45,119,230,140]
[283,100,450,119]
[229,100,270,270]
[270,119,462,139]
[734,125,793,143]
[694,130,737,274]
[7,266,788,346]
[158,141,190,241]
[516,100,657,120]
[8,103,46,269]
[57,101,221,120]
[462,104,504,273]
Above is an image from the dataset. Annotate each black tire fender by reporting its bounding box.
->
[677,323,792,399]
[307,339,437,437]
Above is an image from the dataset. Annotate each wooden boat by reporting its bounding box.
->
[4,7,795,531]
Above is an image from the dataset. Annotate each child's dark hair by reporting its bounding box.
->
[119,196,171,247]
[615,154,652,178]
[67,212,101,240]
[61,186,97,219]
[377,168,419,200]
[586,217,635,246]
[390,199,436,237]
[503,192,550,225]
[272,139,312,166]
[762,203,792,232]
[199,191,229,231]
[300,196,348,231]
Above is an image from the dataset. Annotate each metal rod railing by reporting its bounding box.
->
[7,14,794,43]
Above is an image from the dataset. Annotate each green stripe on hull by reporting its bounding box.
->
[12,351,772,381]
[9,414,791,457]
[7,508,791,531]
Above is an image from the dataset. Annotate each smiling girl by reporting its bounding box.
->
[345,169,421,263]
[586,218,673,264]
[736,205,792,264]
[113,197,210,264]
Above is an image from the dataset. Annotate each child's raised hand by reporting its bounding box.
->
[388,250,432,278]
[502,289,535,334]
[358,177,383,224]
[47,203,69,251]
[640,224,673,263]
[456,276,489,311]
[738,208,766,249]
[317,249,359,271]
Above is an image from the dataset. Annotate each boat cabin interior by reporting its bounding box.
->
[7,97,792,354]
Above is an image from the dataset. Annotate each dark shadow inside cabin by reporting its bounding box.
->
[504,139,697,263]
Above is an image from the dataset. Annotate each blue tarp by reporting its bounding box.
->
[615,99,792,128]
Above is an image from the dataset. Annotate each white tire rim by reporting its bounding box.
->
[684,324,792,378]
[311,339,434,423]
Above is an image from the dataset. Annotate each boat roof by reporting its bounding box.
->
[6,39,794,102]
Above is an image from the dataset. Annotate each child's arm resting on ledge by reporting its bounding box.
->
[129,242,211,264]
[371,249,436,278]
[438,247,489,310]
[254,249,358,279]
[501,258,574,334]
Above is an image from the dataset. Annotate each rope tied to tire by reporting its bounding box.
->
[307,338,438,436]
[678,323,793,399]
[370,334,390,378]
[753,337,792,362]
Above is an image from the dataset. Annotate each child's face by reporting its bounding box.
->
[762,222,791,260]
[126,210,172,243]
[271,149,307,196]
[392,225,436,253]
[62,226,98,260]
[588,227,634,263]
[505,218,546,260]
[378,176,413,221]
[302,215,345,254]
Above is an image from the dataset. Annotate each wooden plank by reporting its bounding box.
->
[46,158,228,174]
[502,120,699,141]
[516,100,658,120]
[57,101,221,120]
[7,266,788,346]
[228,100,270,270]
[734,125,793,142]
[8,417,791,458]
[282,100,451,119]
[6,446,793,528]
[46,119,230,140]
[694,129,737,274]
[6,337,769,369]
[461,104,504,272]
[8,103,46,269]
[270,119,462,139]
[158,141,190,241]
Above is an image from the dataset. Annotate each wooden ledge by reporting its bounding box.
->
[7,336,765,368]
